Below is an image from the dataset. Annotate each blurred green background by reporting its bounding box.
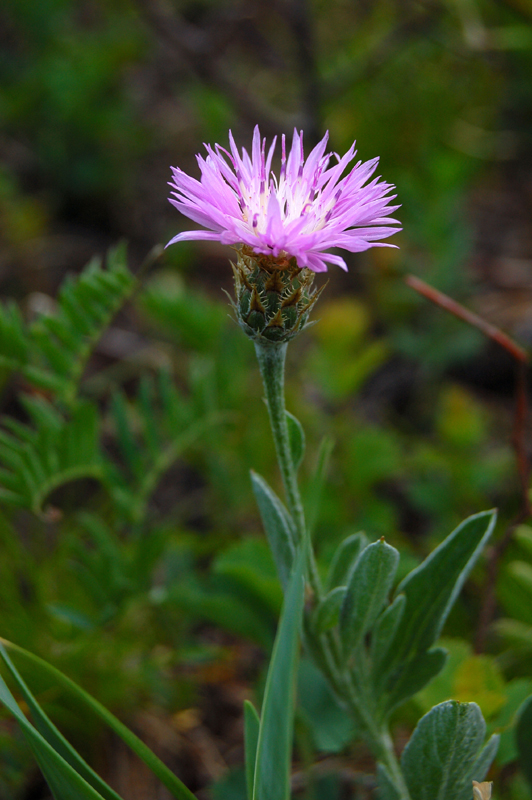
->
[1,0,532,798]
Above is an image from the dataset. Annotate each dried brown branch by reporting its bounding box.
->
[405,275,528,363]
[404,273,531,652]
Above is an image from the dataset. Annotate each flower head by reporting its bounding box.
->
[167,126,400,273]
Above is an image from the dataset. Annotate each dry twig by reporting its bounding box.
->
[405,274,531,652]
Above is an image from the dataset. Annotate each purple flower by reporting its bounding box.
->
[167,126,400,273]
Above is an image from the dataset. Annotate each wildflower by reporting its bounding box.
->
[167,126,400,274]
[167,127,400,343]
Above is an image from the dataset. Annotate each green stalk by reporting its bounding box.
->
[254,340,321,596]
[375,730,412,800]
[254,342,305,539]
[253,338,411,800]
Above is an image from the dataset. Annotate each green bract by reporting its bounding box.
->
[231,247,324,344]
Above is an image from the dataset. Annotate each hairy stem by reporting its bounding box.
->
[254,340,322,596]
[254,339,411,800]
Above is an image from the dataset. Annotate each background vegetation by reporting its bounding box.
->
[1,0,532,797]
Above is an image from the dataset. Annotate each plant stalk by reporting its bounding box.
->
[254,338,411,800]
[254,340,322,596]
[254,341,305,539]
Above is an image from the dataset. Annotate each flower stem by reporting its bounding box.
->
[254,340,322,597]
[253,339,411,800]
[254,341,306,540]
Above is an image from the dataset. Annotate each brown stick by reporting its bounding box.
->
[405,275,528,363]
[404,274,531,652]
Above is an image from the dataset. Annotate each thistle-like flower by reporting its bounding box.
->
[167,126,400,273]
[167,126,400,342]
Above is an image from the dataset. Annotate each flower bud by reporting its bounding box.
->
[230,246,324,344]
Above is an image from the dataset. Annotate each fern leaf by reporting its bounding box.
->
[0,398,107,516]
[0,301,30,373]
[0,245,136,403]
[109,369,217,525]
[29,243,136,403]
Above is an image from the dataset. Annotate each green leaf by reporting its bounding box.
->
[0,664,109,800]
[297,658,355,753]
[313,587,347,633]
[471,736,500,783]
[370,594,406,672]
[110,371,217,525]
[0,643,121,800]
[244,701,260,800]
[376,765,401,800]
[253,549,305,800]
[400,701,498,800]
[0,398,106,515]
[384,648,448,714]
[381,511,496,709]
[0,301,30,373]
[305,436,334,536]
[326,532,368,591]
[516,694,532,790]
[29,244,137,404]
[285,411,305,471]
[339,539,399,658]
[0,639,197,800]
[392,511,496,661]
[251,471,296,588]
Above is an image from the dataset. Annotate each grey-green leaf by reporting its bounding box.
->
[384,647,448,714]
[244,701,260,800]
[400,701,498,800]
[339,539,399,658]
[251,471,296,588]
[387,511,496,673]
[253,549,305,800]
[313,587,347,633]
[285,411,305,471]
[377,764,401,800]
[305,435,334,536]
[471,735,500,783]
[326,531,369,591]
[371,594,406,672]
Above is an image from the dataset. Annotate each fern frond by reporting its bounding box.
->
[0,397,106,516]
[29,243,137,404]
[110,369,217,525]
[0,301,29,372]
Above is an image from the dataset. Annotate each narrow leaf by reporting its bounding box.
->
[471,736,500,783]
[0,669,108,800]
[377,764,401,800]
[244,701,260,800]
[384,647,448,714]
[1,639,197,800]
[326,531,368,591]
[253,549,305,800]
[387,511,496,673]
[285,411,305,471]
[313,587,346,633]
[339,539,399,657]
[251,471,296,588]
[0,643,121,800]
[305,435,334,536]
[370,594,406,672]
